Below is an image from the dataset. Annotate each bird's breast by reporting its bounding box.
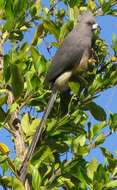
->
[54,71,72,90]
[72,49,89,74]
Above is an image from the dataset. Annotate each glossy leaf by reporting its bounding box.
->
[59,20,74,42]
[28,118,40,137]
[95,133,105,146]
[109,113,117,131]
[31,147,54,168]
[21,113,30,135]
[0,94,8,106]
[0,107,6,122]
[1,0,117,189]
[3,55,11,82]
[11,64,24,99]
[91,121,107,139]
[84,101,106,121]
[31,166,42,190]
[31,46,47,76]
[87,158,98,180]
[43,20,59,39]
[100,147,117,169]
[104,180,117,188]
[32,24,44,46]
[69,81,80,95]
[0,177,25,190]
[88,74,103,94]
[0,155,8,164]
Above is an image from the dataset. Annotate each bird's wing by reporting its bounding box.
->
[45,35,85,83]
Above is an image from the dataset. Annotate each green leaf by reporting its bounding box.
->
[0,176,25,190]
[93,164,109,188]
[73,135,86,147]
[68,81,80,95]
[51,42,60,48]
[112,166,117,177]
[43,20,59,39]
[99,0,105,5]
[13,0,27,18]
[100,147,113,159]
[31,46,47,76]
[72,135,89,155]
[3,55,11,83]
[77,146,89,156]
[31,147,54,168]
[87,158,98,180]
[11,64,24,99]
[104,180,117,188]
[110,113,117,131]
[0,94,8,106]
[28,118,40,136]
[59,20,73,42]
[110,10,117,17]
[3,1,14,31]
[95,133,105,146]
[102,1,112,14]
[32,24,44,46]
[12,177,25,190]
[84,101,106,121]
[109,70,117,85]
[46,118,57,132]
[58,176,75,188]
[31,166,42,190]
[9,102,18,113]
[1,161,8,175]
[69,6,81,24]
[30,0,41,17]
[0,155,7,164]
[31,46,41,62]
[76,166,91,186]
[111,32,117,48]
[91,121,107,139]
[63,0,81,8]
[20,42,30,54]
[21,113,30,135]
[0,0,5,18]
[100,147,117,169]
[0,107,6,122]
[21,113,40,137]
[88,74,103,94]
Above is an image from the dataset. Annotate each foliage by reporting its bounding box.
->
[0,0,117,189]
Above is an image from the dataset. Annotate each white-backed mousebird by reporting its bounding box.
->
[19,11,99,182]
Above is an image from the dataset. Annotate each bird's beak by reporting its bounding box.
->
[92,23,101,31]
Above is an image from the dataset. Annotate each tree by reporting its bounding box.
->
[0,0,117,189]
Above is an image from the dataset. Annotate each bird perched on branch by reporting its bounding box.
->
[19,11,99,182]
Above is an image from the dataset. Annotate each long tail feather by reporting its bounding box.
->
[19,89,58,182]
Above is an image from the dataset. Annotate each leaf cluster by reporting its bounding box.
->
[0,0,117,189]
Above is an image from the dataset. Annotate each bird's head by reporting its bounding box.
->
[79,11,100,31]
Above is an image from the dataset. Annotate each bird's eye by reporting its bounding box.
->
[87,21,95,27]
[87,21,93,25]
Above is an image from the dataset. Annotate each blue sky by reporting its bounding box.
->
[85,15,117,162]
[1,2,117,190]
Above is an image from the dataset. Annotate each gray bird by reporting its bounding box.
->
[45,11,98,89]
[19,11,99,182]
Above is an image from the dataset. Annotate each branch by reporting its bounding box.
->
[6,89,26,162]
[48,130,113,185]
[0,32,4,70]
